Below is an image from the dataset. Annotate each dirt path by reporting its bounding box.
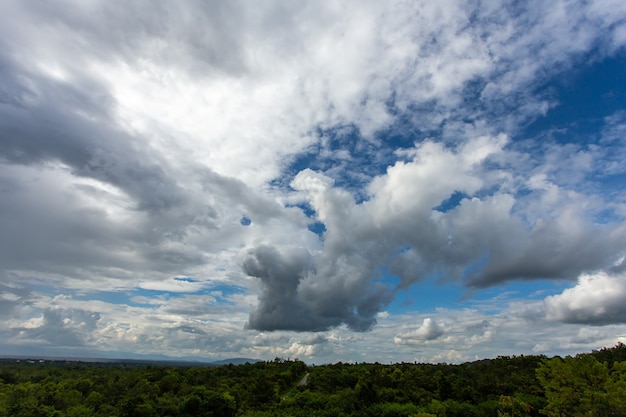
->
[297,372,310,387]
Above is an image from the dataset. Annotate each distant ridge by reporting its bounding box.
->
[0,355,261,367]
[209,357,261,366]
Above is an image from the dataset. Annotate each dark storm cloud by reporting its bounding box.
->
[242,245,329,331]
[242,244,392,332]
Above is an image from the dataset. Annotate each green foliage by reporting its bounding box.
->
[590,342,626,366]
[0,344,624,417]
[497,394,534,416]
[368,401,421,417]
[536,352,626,416]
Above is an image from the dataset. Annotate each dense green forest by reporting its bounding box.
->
[0,344,624,417]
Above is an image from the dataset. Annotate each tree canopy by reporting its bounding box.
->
[0,344,624,417]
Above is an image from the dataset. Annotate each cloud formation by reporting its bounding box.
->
[1,0,626,362]
[244,136,626,331]
[395,318,446,345]
[545,270,626,324]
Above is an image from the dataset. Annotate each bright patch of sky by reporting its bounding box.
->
[1,0,626,364]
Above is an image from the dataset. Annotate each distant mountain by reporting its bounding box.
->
[0,354,261,367]
[209,358,261,366]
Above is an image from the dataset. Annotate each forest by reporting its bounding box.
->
[0,343,624,417]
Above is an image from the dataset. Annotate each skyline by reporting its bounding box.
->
[1,0,626,364]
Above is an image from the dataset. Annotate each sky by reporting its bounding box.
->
[1,0,626,364]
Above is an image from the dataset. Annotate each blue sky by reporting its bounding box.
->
[1,0,626,363]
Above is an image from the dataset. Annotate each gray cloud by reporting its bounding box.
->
[243,135,626,332]
[15,307,101,347]
[0,284,32,317]
[301,334,328,346]
[242,244,393,332]
[467,320,493,335]
[1,0,626,361]
[1,1,250,78]
[0,55,189,214]
[242,245,325,331]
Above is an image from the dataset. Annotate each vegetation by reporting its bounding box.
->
[0,344,624,416]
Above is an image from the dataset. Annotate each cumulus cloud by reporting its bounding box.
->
[572,327,605,344]
[244,136,626,331]
[242,242,392,332]
[242,245,319,331]
[545,271,626,324]
[394,318,446,345]
[16,306,101,347]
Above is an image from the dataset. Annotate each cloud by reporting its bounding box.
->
[282,341,327,358]
[0,284,32,317]
[572,327,605,344]
[246,332,330,359]
[466,319,492,334]
[242,243,391,332]
[394,318,446,344]
[242,245,320,331]
[545,271,626,324]
[15,305,101,347]
[244,135,626,331]
[1,0,626,361]
[302,334,329,346]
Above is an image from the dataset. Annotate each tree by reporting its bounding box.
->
[497,394,533,417]
[537,354,626,416]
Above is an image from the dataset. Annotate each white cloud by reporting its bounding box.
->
[545,271,626,324]
[395,318,446,344]
[245,133,626,331]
